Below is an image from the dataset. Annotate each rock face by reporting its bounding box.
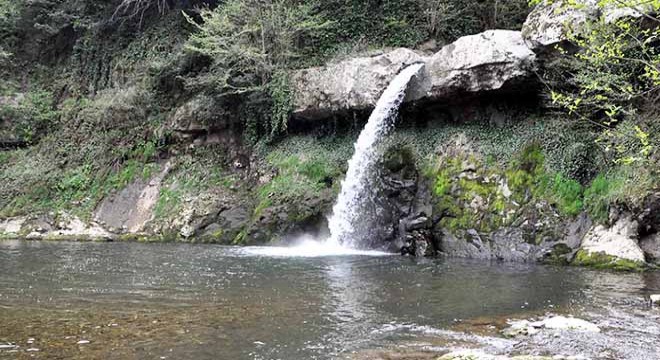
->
[578,216,646,263]
[94,162,171,233]
[522,0,656,53]
[522,0,599,53]
[640,234,660,264]
[291,30,536,120]
[427,30,536,99]
[291,48,425,120]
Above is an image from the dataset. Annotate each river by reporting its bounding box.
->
[1,240,659,359]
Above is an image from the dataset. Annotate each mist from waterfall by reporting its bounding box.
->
[327,63,425,249]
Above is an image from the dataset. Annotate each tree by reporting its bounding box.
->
[534,0,660,163]
[184,0,332,93]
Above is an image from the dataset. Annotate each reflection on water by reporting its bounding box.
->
[0,240,658,360]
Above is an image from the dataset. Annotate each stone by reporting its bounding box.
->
[651,294,660,305]
[522,0,599,53]
[541,316,600,332]
[578,216,646,263]
[427,30,536,99]
[522,0,656,54]
[169,95,226,134]
[639,234,660,264]
[504,316,600,337]
[94,162,171,234]
[291,30,536,120]
[0,217,25,235]
[406,216,429,231]
[291,48,426,119]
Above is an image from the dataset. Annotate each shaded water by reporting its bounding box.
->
[1,240,659,359]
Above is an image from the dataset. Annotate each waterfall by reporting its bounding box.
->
[328,63,425,249]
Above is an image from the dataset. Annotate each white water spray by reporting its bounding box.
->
[327,63,425,249]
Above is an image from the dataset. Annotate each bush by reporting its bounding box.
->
[184,0,332,93]
[539,1,659,165]
[0,91,59,144]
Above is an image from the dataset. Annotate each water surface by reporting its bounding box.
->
[1,240,658,359]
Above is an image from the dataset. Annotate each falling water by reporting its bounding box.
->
[328,63,425,249]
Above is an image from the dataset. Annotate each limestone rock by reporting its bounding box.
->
[291,48,425,119]
[0,217,26,235]
[578,216,646,263]
[291,30,536,120]
[94,163,171,234]
[522,0,599,53]
[427,30,536,99]
[522,0,656,53]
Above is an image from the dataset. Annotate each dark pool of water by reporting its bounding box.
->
[0,240,659,359]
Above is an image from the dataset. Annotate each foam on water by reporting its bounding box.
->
[242,236,393,258]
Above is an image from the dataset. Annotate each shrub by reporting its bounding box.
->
[538,1,659,165]
[184,0,332,93]
[0,90,59,144]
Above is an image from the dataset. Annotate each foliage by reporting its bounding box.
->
[0,91,59,144]
[548,173,584,216]
[312,0,529,58]
[536,0,660,165]
[268,70,293,138]
[0,85,165,219]
[184,0,332,93]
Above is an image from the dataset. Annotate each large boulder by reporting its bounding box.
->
[522,0,600,53]
[574,216,647,268]
[426,30,536,99]
[291,30,537,120]
[291,48,425,120]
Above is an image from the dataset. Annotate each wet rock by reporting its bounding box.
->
[406,216,429,231]
[438,350,554,360]
[440,231,491,260]
[541,316,600,332]
[504,316,600,337]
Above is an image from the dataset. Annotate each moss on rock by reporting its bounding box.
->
[572,249,647,272]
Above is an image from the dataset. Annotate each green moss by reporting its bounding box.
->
[549,173,584,216]
[572,249,646,272]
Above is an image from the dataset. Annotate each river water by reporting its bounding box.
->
[1,240,659,359]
